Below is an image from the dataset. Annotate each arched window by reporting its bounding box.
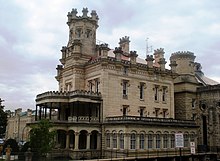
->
[184,134,189,147]
[163,134,168,148]
[148,134,153,149]
[106,133,110,148]
[171,134,175,148]
[156,134,161,149]
[112,133,117,149]
[130,133,136,149]
[139,134,145,149]
[119,133,124,149]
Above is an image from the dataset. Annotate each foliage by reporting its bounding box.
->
[18,142,30,160]
[0,101,7,138]
[29,119,56,157]
[3,139,19,155]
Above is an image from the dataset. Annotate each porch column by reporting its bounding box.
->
[39,106,42,120]
[49,102,52,120]
[66,132,70,149]
[44,103,47,118]
[75,132,79,150]
[86,133,91,149]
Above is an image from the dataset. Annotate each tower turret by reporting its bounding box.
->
[170,51,196,75]
[67,8,99,56]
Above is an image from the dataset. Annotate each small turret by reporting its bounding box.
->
[154,48,165,67]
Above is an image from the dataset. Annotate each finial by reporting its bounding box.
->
[82,8,89,17]
[91,10,99,20]
[71,8,78,17]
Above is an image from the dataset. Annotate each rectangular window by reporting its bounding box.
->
[148,134,153,149]
[155,86,159,101]
[140,83,144,100]
[130,134,136,149]
[162,87,166,102]
[139,134,145,149]
[155,109,159,118]
[89,81,93,92]
[184,134,188,147]
[122,106,128,116]
[123,66,128,75]
[140,108,144,117]
[122,81,128,98]
[95,79,99,93]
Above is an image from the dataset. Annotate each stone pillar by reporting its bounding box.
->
[113,47,123,61]
[146,55,154,68]
[130,51,138,64]
[75,132,79,150]
[136,134,140,150]
[86,133,91,149]
[66,132,70,149]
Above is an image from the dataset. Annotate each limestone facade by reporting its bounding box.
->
[30,8,218,160]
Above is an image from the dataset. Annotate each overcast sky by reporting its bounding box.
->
[1,0,220,110]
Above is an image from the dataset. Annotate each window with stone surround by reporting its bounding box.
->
[119,133,124,149]
[122,105,129,116]
[162,86,167,102]
[122,80,129,99]
[123,66,128,75]
[95,79,100,93]
[139,82,145,100]
[156,134,161,149]
[88,80,93,92]
[112,132,117,149]
[154,85,159,101]
[163,134,168,148]
[76,28,82,38]
[106,133,110,148]
[171,134,175,148]
[148,134,153,149]
[139,134,145,149]
[130,133,136,149]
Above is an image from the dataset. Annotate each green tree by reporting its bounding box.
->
[29,119,56,157]
[0,98,7,138]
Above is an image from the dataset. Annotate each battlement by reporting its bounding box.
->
[119,36,130,44]
[170,51,195,60]
[154,48,164,54]
[67,8,99,23]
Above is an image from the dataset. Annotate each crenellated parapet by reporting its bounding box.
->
[67,8,99,25]
[170,51,195,60]
[154,48,165,55]
[119,36,130,44]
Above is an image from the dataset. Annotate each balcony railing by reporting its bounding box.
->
[105,116,197,127]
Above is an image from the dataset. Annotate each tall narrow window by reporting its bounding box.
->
[140,108,144,117]
[119,133,124,149]
[95,79,99,93]
[171,134,175,148]
[162,87,166,102]
[148,134,153,149]
[89,81,93,92]
[155,86,159,101]
[112,133,117,149]
[122,80,128,98]
[139,134,145,149]
[76,28,82,38]
[130,133,136,149]
[106,133,110,148]
[140,83,144,100]
[184,134,189,147]
[122,105,128,116]
[156,134,161,149]
[123,66,128,75]
[163,134,168,148]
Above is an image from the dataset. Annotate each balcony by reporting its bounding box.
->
[105,116,197,127]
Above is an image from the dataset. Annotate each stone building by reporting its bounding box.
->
[33,8,219,160]
[6,108,34,142]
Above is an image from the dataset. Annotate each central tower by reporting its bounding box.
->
[67,8,99,56]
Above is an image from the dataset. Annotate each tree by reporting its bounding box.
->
[0,98,7,138]
[29,119,56,157]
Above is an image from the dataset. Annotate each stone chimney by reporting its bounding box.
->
[99,43,110,58]
[113,47,123,61]
[130,51,138,64]
[119,36,130,53]
[169,61,177,73]
[158,58,167,71]
[146,55,154,68]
